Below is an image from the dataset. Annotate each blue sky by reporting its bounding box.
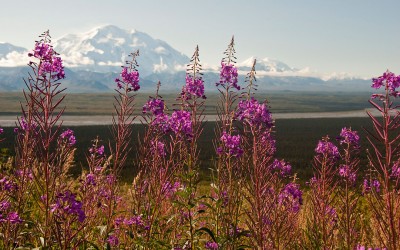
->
[1,0,400,77]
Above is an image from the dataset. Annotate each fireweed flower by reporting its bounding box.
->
[278,183,303,213]
[217,131,243,157]
[205,241,219,249]
[363,179,380,194]
[89,144,105,156]
[338,164,357,184]
[152,114,170,133]
[161,181,181,198]
[315,140,340,160]
[217,62,239,90]
[236,97,273,127]
[115,66,140,92]
[338,127,360,149]
[271,159,292,176]
[183,74,206,99]
[150,140,166,156]
[391,162,400,178]
[107,234,119,247]
[29,41,65,80]
[371,70,400,96]
[169,110,192,138]
[143,97,165,116]
[50,190,86,222]
[59,129,76,146]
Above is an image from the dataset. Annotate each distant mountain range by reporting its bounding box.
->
[0,25,372,93]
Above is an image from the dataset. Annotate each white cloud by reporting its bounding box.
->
[0,51,29,67]
[98,61,121,66]
[60,52,94,67]
[153,57,168,72]
[154,46,166,54]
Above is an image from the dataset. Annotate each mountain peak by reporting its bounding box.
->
[53,25,189,76]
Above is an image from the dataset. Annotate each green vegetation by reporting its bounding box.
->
[0,91,374,115]
[0,117,373,184]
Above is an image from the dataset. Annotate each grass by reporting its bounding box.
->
[0,91,375,116]
[0,117,373,185]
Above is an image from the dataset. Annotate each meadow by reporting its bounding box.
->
[0,31,397,249]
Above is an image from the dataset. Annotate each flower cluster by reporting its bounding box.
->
[143,97,165,116]
[161,181,181,198]
[183,74,206,99]
[278,183,303,213]
[363,179,380,194]
[0,201,22,224]
[271,159,292,176]
[150,140,166,156]
[338,127,360,148]
[236,98,273,127]
[29,41,65,80]
[371,70,400,96]
[338,164,357,184]
[315,140,340,160]
[89,144,105,156]
[217,131,243,157]
[51,190,86,222]
[205,241,219,249]
[169,110,192,138]
[217,62,239,90]
[115,67,140,92]
[59,129,76,146]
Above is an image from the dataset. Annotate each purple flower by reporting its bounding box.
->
[183,74,206,99]
[115,67,140,92]
[39,56,65,80]
[278,183,303,213]
[236,97,273,127]
[89,144,105,156]
[60,129,76,146]
[271,159,292,176]
[325,206,337,224]
[0,128,3,134]
[51,190,86,222]
[151,114,170,133]
[29,42,53,61]
[143,97,165,116]
[107,234,119,246]
[217,62,239,90]
[217,131,243,157]
[162,181,181,198]
[338,127,360,148]
[372,70,400,96]
[169,110,192,138]
[205,241,219,249]
[391,162,400,178]
[338,164,356,184]
[150,140,166,156]
[0,200,10,212]
[315,140,339,160]
[363,179,380,194]
[7,212,22,224]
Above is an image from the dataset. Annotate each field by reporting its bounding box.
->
[0,91,374,116]
[0,91,377,183]
[0,117,373,184]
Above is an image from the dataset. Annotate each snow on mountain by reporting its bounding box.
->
[0,43,29,67]
[53,25,190,76]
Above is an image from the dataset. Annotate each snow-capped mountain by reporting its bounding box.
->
[238,56,295,73]
[54,25,189,76]
[0,25,372,92]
